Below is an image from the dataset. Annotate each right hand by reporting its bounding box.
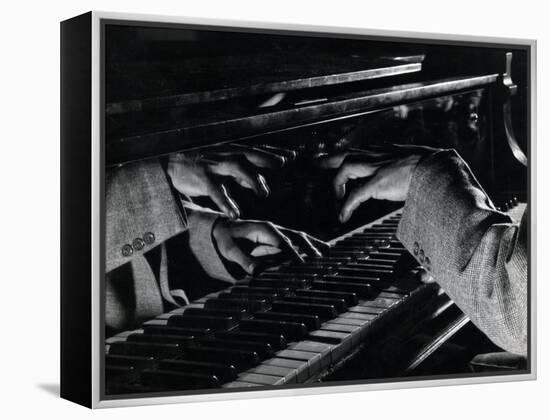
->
[318,144,439,223]
[212,218,329,275]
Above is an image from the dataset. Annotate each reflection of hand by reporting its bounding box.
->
[319,145,439,223]
[212,218,329,275]
[167,144,295,219]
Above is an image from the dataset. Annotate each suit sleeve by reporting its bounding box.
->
[396,149,528,355]
[106,159,188,272]
[185,205,238,284]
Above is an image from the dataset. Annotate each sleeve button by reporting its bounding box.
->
[418,249,425,263]
[424,257,431,270]
[121,244,133,257]
[143,232,155,245]
[133,237,145,251]
[413,242,420,256]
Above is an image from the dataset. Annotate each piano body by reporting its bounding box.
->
[103,24,529,395]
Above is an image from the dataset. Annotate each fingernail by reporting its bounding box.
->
[258,176,270,197]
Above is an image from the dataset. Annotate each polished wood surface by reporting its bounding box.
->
[106,53,422,115]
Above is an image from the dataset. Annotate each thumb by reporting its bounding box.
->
[339,177,377,223]
[221,240,258,275]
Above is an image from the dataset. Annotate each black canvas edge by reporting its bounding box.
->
[60,11,93,408]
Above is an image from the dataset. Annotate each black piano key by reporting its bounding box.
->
[184,346,260,370]
[183,307,250,320]
[141,369,220,390]
[259,271,319,281]
[253,311,321,330]
[142,325,212,337]
[239,319,307,341]
[383,247,408,253]
[369,227,398,233]
[311,280,373,297]
[214,331,287,350]
[126,333,196,346]
[323,274,383,284]
[335,267,394,278]
[326,250,367,258]
[271,300,337,320]
[330,242,376,250]
[204,297,269,313]
[303,256,350,264]
[218,291,277,303]
[345,262,395,270]
[280,295,347,313]
[369,251,402,260]
[199,338,274,359]
[167,314,236,330]
[275,264,334,275]
[159,359,238,382]
[362,257,398,265]
[105,354,157,369]
[294,288,359,306]
[229,285,290,297]
[249,277,309,290]
[382,219,400,224]
[108,341,182,358]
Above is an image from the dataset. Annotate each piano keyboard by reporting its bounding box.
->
[105,199,524,394]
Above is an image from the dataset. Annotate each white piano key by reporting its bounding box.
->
[142,319,168,326]
[321,323,362,346]
[340,312,377,321]
[348,305,386,315]
[222,381,262,389]
[247,365,298,384]
[262,358,309,382]
[237,373,285,386]
[288,340,333,369]
[329,317,369,327]
[276,349,322,377]
[364,297,402,308]
[307,330,353,360]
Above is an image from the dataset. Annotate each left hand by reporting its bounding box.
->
[212,218,329,275]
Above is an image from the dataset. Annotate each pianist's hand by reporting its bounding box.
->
[212,218,329,275]
[319,145,439,223]
[167,144,294,219]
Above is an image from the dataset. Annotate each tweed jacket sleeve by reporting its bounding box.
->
[397,149,528,355]
[105,159,188,273]
[184,203,237,284]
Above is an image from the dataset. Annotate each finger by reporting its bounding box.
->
[317,152,350,169]
[221,241,258,275]
[206,181,240,219]
[282,230,323,257]
[281,228,330,255]
[417,268,435,284]
[228,144,286,168]
[250,245,282,257]
[208,158,270,197]
[232,222,304,262]
[333,160,380,198]
[339,178,378,223]
[254,144,297,161]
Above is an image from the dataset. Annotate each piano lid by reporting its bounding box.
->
[106,52,424,115]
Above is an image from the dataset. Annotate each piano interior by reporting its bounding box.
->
[103,23,529,396]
